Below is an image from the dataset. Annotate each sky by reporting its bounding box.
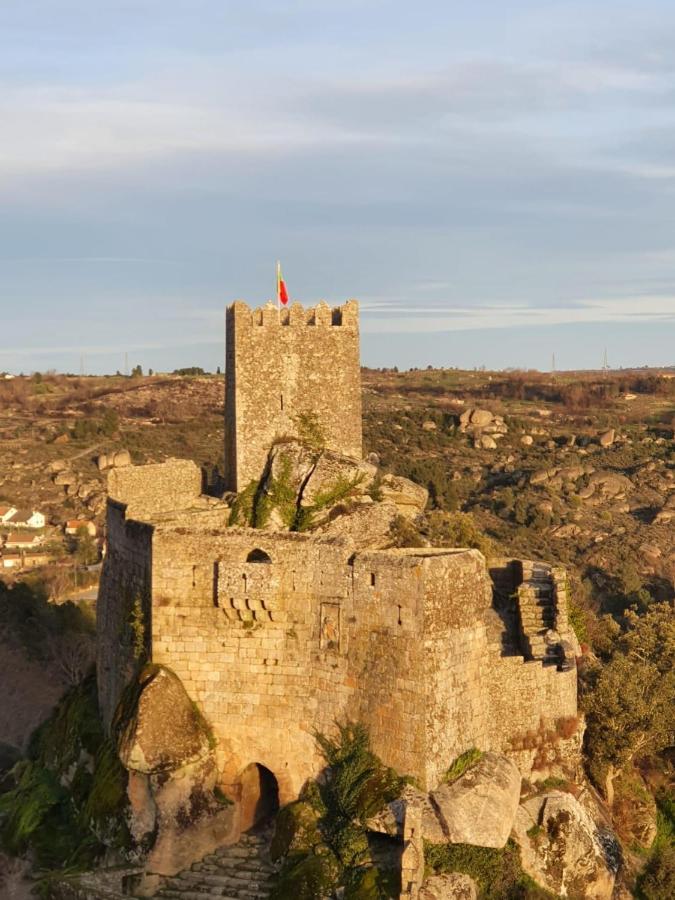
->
[0,0,674,374]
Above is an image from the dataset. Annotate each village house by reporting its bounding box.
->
[4,532,44,550]
[1,553,22,570]
[7,509,46,529]
[65,519,97,537]
[20,550,52,569]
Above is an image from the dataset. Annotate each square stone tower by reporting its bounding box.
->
[224,299,362,492]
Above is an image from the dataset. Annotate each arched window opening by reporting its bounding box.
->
[246,548,272,564]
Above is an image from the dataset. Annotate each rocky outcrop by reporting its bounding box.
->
[98,450,132,472]
[315,500,402,549]
[426,753,521,848]
[459,408,508,450]
[116,666,237,881]
[378,473,428,519]
[420,873,478,900]
[248,440,427,534]
[512,790,620,899]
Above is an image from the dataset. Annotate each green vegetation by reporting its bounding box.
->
[172,366,206,376]
[293,411,326,449]
[271,723,405,899]
[0,675,130,870]
[443,748,483,784]
[424,839,554,899]
[0,579,95,681]
[636,790,675,899]
[581,604,675,803]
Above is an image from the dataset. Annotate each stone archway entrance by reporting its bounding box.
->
[239,763,280,832]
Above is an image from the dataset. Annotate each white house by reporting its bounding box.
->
[8,509,46,529]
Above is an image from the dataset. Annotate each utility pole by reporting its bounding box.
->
[602,347,609,377]
[124,352,129,377]
[551,352,556,375]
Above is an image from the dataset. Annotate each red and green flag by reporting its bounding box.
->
[277,261,289,306]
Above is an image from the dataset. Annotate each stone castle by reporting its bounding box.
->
[97,299,580,881]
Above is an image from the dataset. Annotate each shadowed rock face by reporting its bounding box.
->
[426,753,521,848]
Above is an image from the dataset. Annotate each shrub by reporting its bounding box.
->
[271,722,404,899]
[444,749,483,784]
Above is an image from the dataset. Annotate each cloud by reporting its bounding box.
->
[360,295,675,333]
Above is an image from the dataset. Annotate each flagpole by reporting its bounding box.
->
[276,260,280,319]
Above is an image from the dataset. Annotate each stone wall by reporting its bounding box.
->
[107,458,203,518]
[97,501,154,730]
[224,301,362,492]
[98,502,578,793]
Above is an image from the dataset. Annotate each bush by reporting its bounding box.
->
[271,723,404,899]
[424,839,554,899]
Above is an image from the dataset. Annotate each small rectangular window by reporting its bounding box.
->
[370,573,376,587]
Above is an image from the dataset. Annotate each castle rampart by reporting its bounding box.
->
[224,300,362,492]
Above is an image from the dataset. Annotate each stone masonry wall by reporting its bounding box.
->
[107,458,203,518]
[224,301,362,492]
[98,493,579,792]
[97,501,154,730]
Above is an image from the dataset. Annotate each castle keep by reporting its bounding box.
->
[97,299,580,873]
[224,300,362,492]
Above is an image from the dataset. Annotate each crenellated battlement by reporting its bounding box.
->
[224,299,362,492]
[230,299,359,328]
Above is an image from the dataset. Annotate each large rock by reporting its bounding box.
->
[512,790,620,899]
[420,873,478,900]
[462,408,494,428]
[427,753,521,848]
[378,473,428,519]
[300,449,376,513]
[316,500,400,549]
[117,666,212,774]
[262,442,377,530]
[116,666,237,879]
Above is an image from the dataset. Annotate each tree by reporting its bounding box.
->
[583,603,675,804]
[131,364,143,378]
[74,526,98,566]
[100,407,119,437]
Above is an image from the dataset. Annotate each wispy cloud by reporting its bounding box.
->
[360,295,675,332]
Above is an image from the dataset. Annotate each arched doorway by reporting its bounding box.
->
[239,763,280,832]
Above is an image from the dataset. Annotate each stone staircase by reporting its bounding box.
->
[516,562,560,664]
[156,828,276,900]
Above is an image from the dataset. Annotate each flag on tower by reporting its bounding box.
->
[277,261,289,306]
